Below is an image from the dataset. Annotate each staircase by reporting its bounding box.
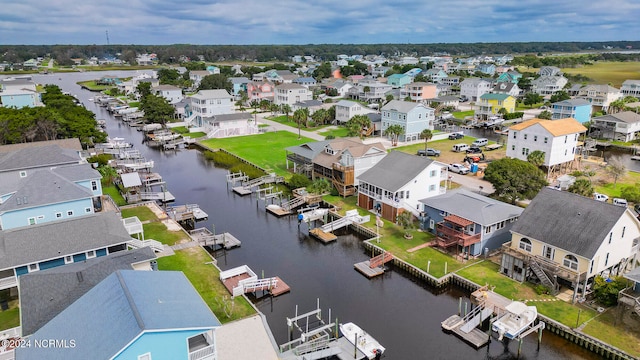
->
[369,252,394,268]
[529,260,555,292]
[128,238,165,253]
[281,197,305,211]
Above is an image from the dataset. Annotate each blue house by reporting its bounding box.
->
[16,270,221,360]
[419,188,523,257]
[381,100,435,142]
[476,64,496,76]
[229,77,250,97]
[387,73,412,88]
[0,89,41,109]
[497,71,522,84]
[551,98,592,124]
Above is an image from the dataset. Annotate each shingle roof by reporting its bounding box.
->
[0,212,132,270]
[552,99,591,107]
[276,83,306,90]
[285,140,331,160]
[480,93,511,101]
[381,100,424,113]
[593,111,640,124]
[0,139,82,154]
[210,112,253,122]
[335,100,360,108]
[313,138,386,168]
[357,151,438,192]
[15,270,220,360]
[51,163,101,182]
[510,188,627,258]
[419,188,523,225]
[19,248,157,336]
[191,89,231,99]
[0,145,80,172]
[509,118,587,137]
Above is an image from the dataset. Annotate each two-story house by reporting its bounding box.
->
[496,71,522,84]
[387,74,412,88]
[274,83,312,106]
[491,82,521,97]
[16,270,221,360]
[531,76,568,96]
[507,117,587,169]
[423,69,448,84]
[621,80,640,98]
[420,188,523,258]
[229,77,251,98]
[399,82,438,102]
[152,85,183,104]
[460,78,493,102]
[381,100,435,142]
[357,151,447,222]
[347,81,393,104]
[538,66,562,77]
[500,188,640,301]
[334,100,375,123]
[293,77,317,88]
[591,111,640,142]
[551,98,592,124]
[0,77,42,109]
[477,93,516,119]
[246,81,275,102]
[184,89,234,128]
[188,70,211,89]
[575,84,622,112]
[476,63,496,76]
[441,76,461,87]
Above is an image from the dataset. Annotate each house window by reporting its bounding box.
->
[85,207,92,213]
[605,253,609,266]
[519,238,532,252]
[564,136,568,143]
[91,180,98,191]
[56,212,62,218]
[589,260,594,274]
[64,256,73,264]
[543,246,554,260]
[28,217,36,226]
[524,134,528,140]
[609,232,613,244]
[29,263,39,272]
[138,354,151,360]
[563,254,579,271]
[496,221,505,230]
[522,148,529,156]
[430,170,437,177]
[622,226,626,238]
[429,184,436,192]
[544,137,548,144]
[20,171,27,178]
[575,134,578,141]
[429,219,435,229]
[512,131,517,139]
[87,250,96,259]
[67,210,74,216]
[485,226,492,234]
[405,191,410,199]
[534,135,537,142]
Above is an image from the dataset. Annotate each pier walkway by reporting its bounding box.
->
[310,210,370,243]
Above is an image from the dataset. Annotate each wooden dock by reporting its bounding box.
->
[266,205,291,216]
[220,265,290,297]
[354,252,394,278]
[309,228,338,243]
[232,186,253,195]
[441,315,490,348]
[190,228,241,249]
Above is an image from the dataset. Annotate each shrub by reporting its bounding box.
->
[288,174,312,189]
[87,153,112,167]
[534,284,551,295]
[620,183,640,203]
[593,275,628,306]
[325,135,335,140]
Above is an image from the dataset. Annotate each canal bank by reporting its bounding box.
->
[31,71,608,359]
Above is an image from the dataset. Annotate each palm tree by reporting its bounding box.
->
[420,129,433,153]
[281,104,292,121]
[293,108,307,139]
[567,178,594,197]
[527,150,546,168]
[396,211,415,239]
[384,124,404,146]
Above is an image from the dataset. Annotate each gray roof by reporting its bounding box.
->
[0,139,82,154]
[0,168,94,213]
[552,98,591,107]
[121,172,142,188]
[0,211,132,271]
[16,270,220,360]
[276,83,306,90]
[357,151,436,192]
[229,77,250,84]
[285,140,331,160]
[510,188,627,259]
[191,89,231,99]
[51,163,101,182]
[19,248,156,336]
[0,145,80,172]
[366,113,382,123]
[419,188,523,225]
[209,112,253,122]
[294,100,323,108]
[593,111,640,124]
[335,100,361,108]
[381,100,424,113]
[153,84,181,91]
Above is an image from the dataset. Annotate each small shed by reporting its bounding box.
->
[121,172,142,188]
[557,174,576,190]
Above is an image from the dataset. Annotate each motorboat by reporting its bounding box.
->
[491,301,537,340]
[97,137,132,149]
[339,322,385,359]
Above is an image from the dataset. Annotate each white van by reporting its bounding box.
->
[613,198,628,207]
[452,143,470,152]
[472,138,488,147]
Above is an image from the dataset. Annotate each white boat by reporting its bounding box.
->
[491,301,537,340]
[339,322,385,359]
[98,137,132,149]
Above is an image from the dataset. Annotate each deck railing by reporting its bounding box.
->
[188,344,215,360]
[0,276,17,291]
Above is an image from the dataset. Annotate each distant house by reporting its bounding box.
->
[229,77,251,97]
[531,76,568,96]
[185,89,234,128]
[507,118,587,168]
[491,82,520,97]
[189,70,211,89]
[460,78,492,102]
[291,99,324,115]
[424,96,460,111]
[590,111,640,142]
[477,93,516,119]
[246,81,275,102]
[499,188,640,300]
[441,76,461,87]
[357,151,447,222]
[575,84,622,112]
[386,73,412,88]
[274,83,312,106]
[347,81,393,104]
[496,71,522,84]
[420,188,523,257]
[334,100,373,123]
[201,112,258,138]
[538,66,562,76]
[423,69,448,83]
[16,270,221,360]
[381,100,435,142]
[293,77,317,88]
[371,66,391,77]
[326,79,353,97]
[551,99,592,124]
[0,77,42,108]
[621,79,640,98]
[399,82,438,102]
[476,63,496,76]
[206,65,220,74]
[152,84,183,104]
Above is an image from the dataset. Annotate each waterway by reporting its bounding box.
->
[29,71,601,359]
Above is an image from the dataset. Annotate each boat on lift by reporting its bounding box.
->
[491,301,537,340]
[339,322,385,359]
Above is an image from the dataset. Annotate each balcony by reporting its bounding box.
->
[188,332,216,360]
[500,242,585,282]
[0,276,17,291]
[435,222,481,248]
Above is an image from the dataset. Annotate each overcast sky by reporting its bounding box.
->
[2,0,639,45]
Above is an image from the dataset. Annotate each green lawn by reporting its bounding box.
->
[121,206,158,222]
[453,110,474,119]
[142,222,188,246]
[318,127,350,138]
[582,309,640,357]
[595,171,640,199]
[0,303,20,331]
[102,185,126,206]
[157,248,256,323]
[172,126,190,134]
[183,132,207,138]
[199,132,312,177]
[76,80,113,91]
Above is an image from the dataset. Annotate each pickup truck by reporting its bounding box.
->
[417,148,441,157]
[448,163,470,175]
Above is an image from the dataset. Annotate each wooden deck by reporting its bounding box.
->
[190,228,241,249]
[222,273,251,294]
[232,186,252,196]
[442,315,490,348]
[266,205,291,216]
[354,261,385,278]
[309,228,338,243]
[269,277,291,297]
[221,273,290,297]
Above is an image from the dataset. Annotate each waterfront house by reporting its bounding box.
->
[201,112,257,138]
[19,247,156,336]
[334,100,375,123]
[387,73,412,88]
[0,211,131,293]
[152,84,183,104]
[285,140,331,178]
[590,111,640,142]
[0,77,42,108]
[491,82,521,97]
[399,82,438,102]
[531,76,568,96]
[381,100,435,143]
[357,151,447,222]
[621,79,640,98]
[229,77,250,98]
[246,81,275,102]
[506,118,587,170]
[15,270,221,360]
[184,89,234,128]
[476,93,516,120]
[499,188,640,301]
[460,78,492,102]
[550,98,592,124]
[424,96,460,111]
[274,83,312,106]
[575,84,622,112]
[420,188,523,257]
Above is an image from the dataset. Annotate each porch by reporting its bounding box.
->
[435,215,481,249]
[332,162,356,197]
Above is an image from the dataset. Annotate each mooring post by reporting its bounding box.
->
[445,262,448,274]
[464,302,468,317]
[537,324,543,350]
[458,297,462,316]
[354,333,358,358]
[427,260,431,273]
[517,338,523,358]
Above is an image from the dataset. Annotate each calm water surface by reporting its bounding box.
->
[30,72,601,359]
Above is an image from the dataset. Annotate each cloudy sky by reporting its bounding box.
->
[2,0,639,45]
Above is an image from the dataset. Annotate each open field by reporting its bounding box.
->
[518,62,640,88]
[394,136,506,164]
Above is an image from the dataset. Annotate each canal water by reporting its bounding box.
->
[31,71,601,359]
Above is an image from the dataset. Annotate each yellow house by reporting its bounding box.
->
[477,93,516,119]
[500,188,640,302]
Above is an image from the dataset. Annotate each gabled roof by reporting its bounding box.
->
[0,212,133,271]
[51,163,101,182]
[294,100,323,108]
[0,139,82,154]
[153,84,181,91]
[419,188,523,226]
[191,89,231,100]
[209,112,253,122]
[335,100,361,108]
[313,138,386,168]
[285,140,331,160]
[381,100,426,113]
[0,145,80,172]
[16,270,220,360]
[19,247,157,336]
[480,93,512,101]
[510,188,628,258]
[592,111,640,124]
[229,77,250,84]
[552,99,591,107]
[509,118,587,137]
[276,83,306,90]
[357,151,439,192]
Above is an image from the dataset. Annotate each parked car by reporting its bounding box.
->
[452,143,470,152]
[448,133,464,140]
[466,147,483,154]
[593,193,609,202]
[471,138,488,147]
[448,163,470,175]
[613,198,628,207]
[417,148,441,157]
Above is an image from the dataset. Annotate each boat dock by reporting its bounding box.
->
[139,190,175,202]
[167,204,209,226]
[232,173,285,195]
[266,188,323,216]
[220,265,290,298]
[354,252,394,278]
[309,209,370,243]
[189,228,241,249]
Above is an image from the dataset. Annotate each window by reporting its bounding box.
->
[29,263,39,272]
[485,226,492,234]
[564,136,568,143]
[91,180,98,191]
[544,137,548,144]
[85,207,92,213]
[67,210,74,216]
[622,226,626,238]
[575,134,578,141]
[519,238,532,252]
[429,184,436,192]
[564,149,567,156]
[56,212,62,218]
[563,254,579,271]
[524,134,528,140]
[609,232,613,244]
[534,135,538,142]
[522,148,529,156]
[20,171,27,178]
[87,250,96,259]
[429,219,435,229]
[496,221,505,230]
[512,131,517,139]
[589,260,594,274]
[28,217,36,226]
[64,256,73,264]
[543,246,554,260]
[405,191,410,199]
[605,253,609,266]
[511,145,515,151]
[430,170,437,177]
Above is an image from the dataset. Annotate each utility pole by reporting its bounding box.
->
[105,30,110,46]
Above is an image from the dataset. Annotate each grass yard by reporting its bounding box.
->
[142,222,189,246]
[318,127,350,138]
[0,302,20,331]
[76,80,113,91]
[562,61,640,88]
[582,309,640,357]
[157,248,256,323]
[102,185,126,206]
[199,131,312,177]
[453,110,474,119]
[594,168,640,199]
[121,206,158,222]
[183,132,207,138]
[394,136,507,165]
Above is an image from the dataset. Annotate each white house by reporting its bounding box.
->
[507,118,587,168]
[591,111,640,142]
[531,76,568,96]
[152,85,183,104]
[185,89,234,128]
[575,84,622,111]
[357,151,447,222]
[333,100,374,123]
[621,80,640,98]
[381,100,435,142]
[189,70,211,89]
[274,83,312,106]
[460,78,492,101]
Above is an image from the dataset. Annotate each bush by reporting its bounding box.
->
[620,183,640,203]
[534,284,551,295]
[87,153,112,167]
[593,275,628,306]
[503,112,525,120]
[325,135,335,140]
[288,174,312,189]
